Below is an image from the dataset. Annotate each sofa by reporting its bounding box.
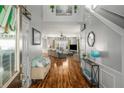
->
[31,55,51,80]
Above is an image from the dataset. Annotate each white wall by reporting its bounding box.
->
[47,37,78,49]
[42,5,84,36]
[42,22,81,36]
[80,8,124,87]
[26,6,43,58]
[97,5,124,17]
[94,6,124,29]
[70,37,77,45]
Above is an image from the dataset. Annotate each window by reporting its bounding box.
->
[0,5,18,87]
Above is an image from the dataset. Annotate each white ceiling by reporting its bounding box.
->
[26,5,84,36]
[42,22,81,36]
[41,5,84,36]
[26,5,124,37]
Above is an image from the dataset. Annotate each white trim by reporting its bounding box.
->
[1,6,20,88]
[16,6,20,72]
[85,7,124,87]
[85,8,124,36]
[99,69,105,88]
[121,37,124,75]
[85,8,124,86]
[85,7,124,75]
[100,69,116,88]
[9,52,12,77]
[2,71,19,88]
[87,58,122,75]
[0,54,3,87]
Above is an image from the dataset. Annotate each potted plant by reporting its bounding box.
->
[74,5,78,13]
[50,5,55,12]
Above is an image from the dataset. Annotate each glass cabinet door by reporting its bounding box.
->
[2,51,11,85]
[0,5,17,87]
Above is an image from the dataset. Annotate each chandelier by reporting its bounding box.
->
[55,33,67,41]
[60,33,66,40]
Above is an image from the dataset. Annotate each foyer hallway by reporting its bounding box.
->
[31,56,90,88]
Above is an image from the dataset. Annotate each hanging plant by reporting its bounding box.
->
[74,5,78,13]
[50,5,55,12]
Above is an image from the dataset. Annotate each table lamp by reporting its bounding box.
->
[90,50,101,58]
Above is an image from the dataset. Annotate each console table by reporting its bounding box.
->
[82,58,99,87]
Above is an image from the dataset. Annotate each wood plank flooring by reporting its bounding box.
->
[8,74,21,88]
[31,56,90,88]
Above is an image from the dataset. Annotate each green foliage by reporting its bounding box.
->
[50,5,54,9]
[8,9,13,25]
[0,5,4,13]
[50,5,55,12]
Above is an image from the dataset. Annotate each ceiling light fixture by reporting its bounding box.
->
[59,33,66,40]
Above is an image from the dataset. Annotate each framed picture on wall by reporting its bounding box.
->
[32,28,41,45]
[56,5,72,16]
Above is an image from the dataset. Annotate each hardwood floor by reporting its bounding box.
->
[31,55,90,88]
[8,73,21,88]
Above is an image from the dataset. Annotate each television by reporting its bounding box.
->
[70,45,77,50]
